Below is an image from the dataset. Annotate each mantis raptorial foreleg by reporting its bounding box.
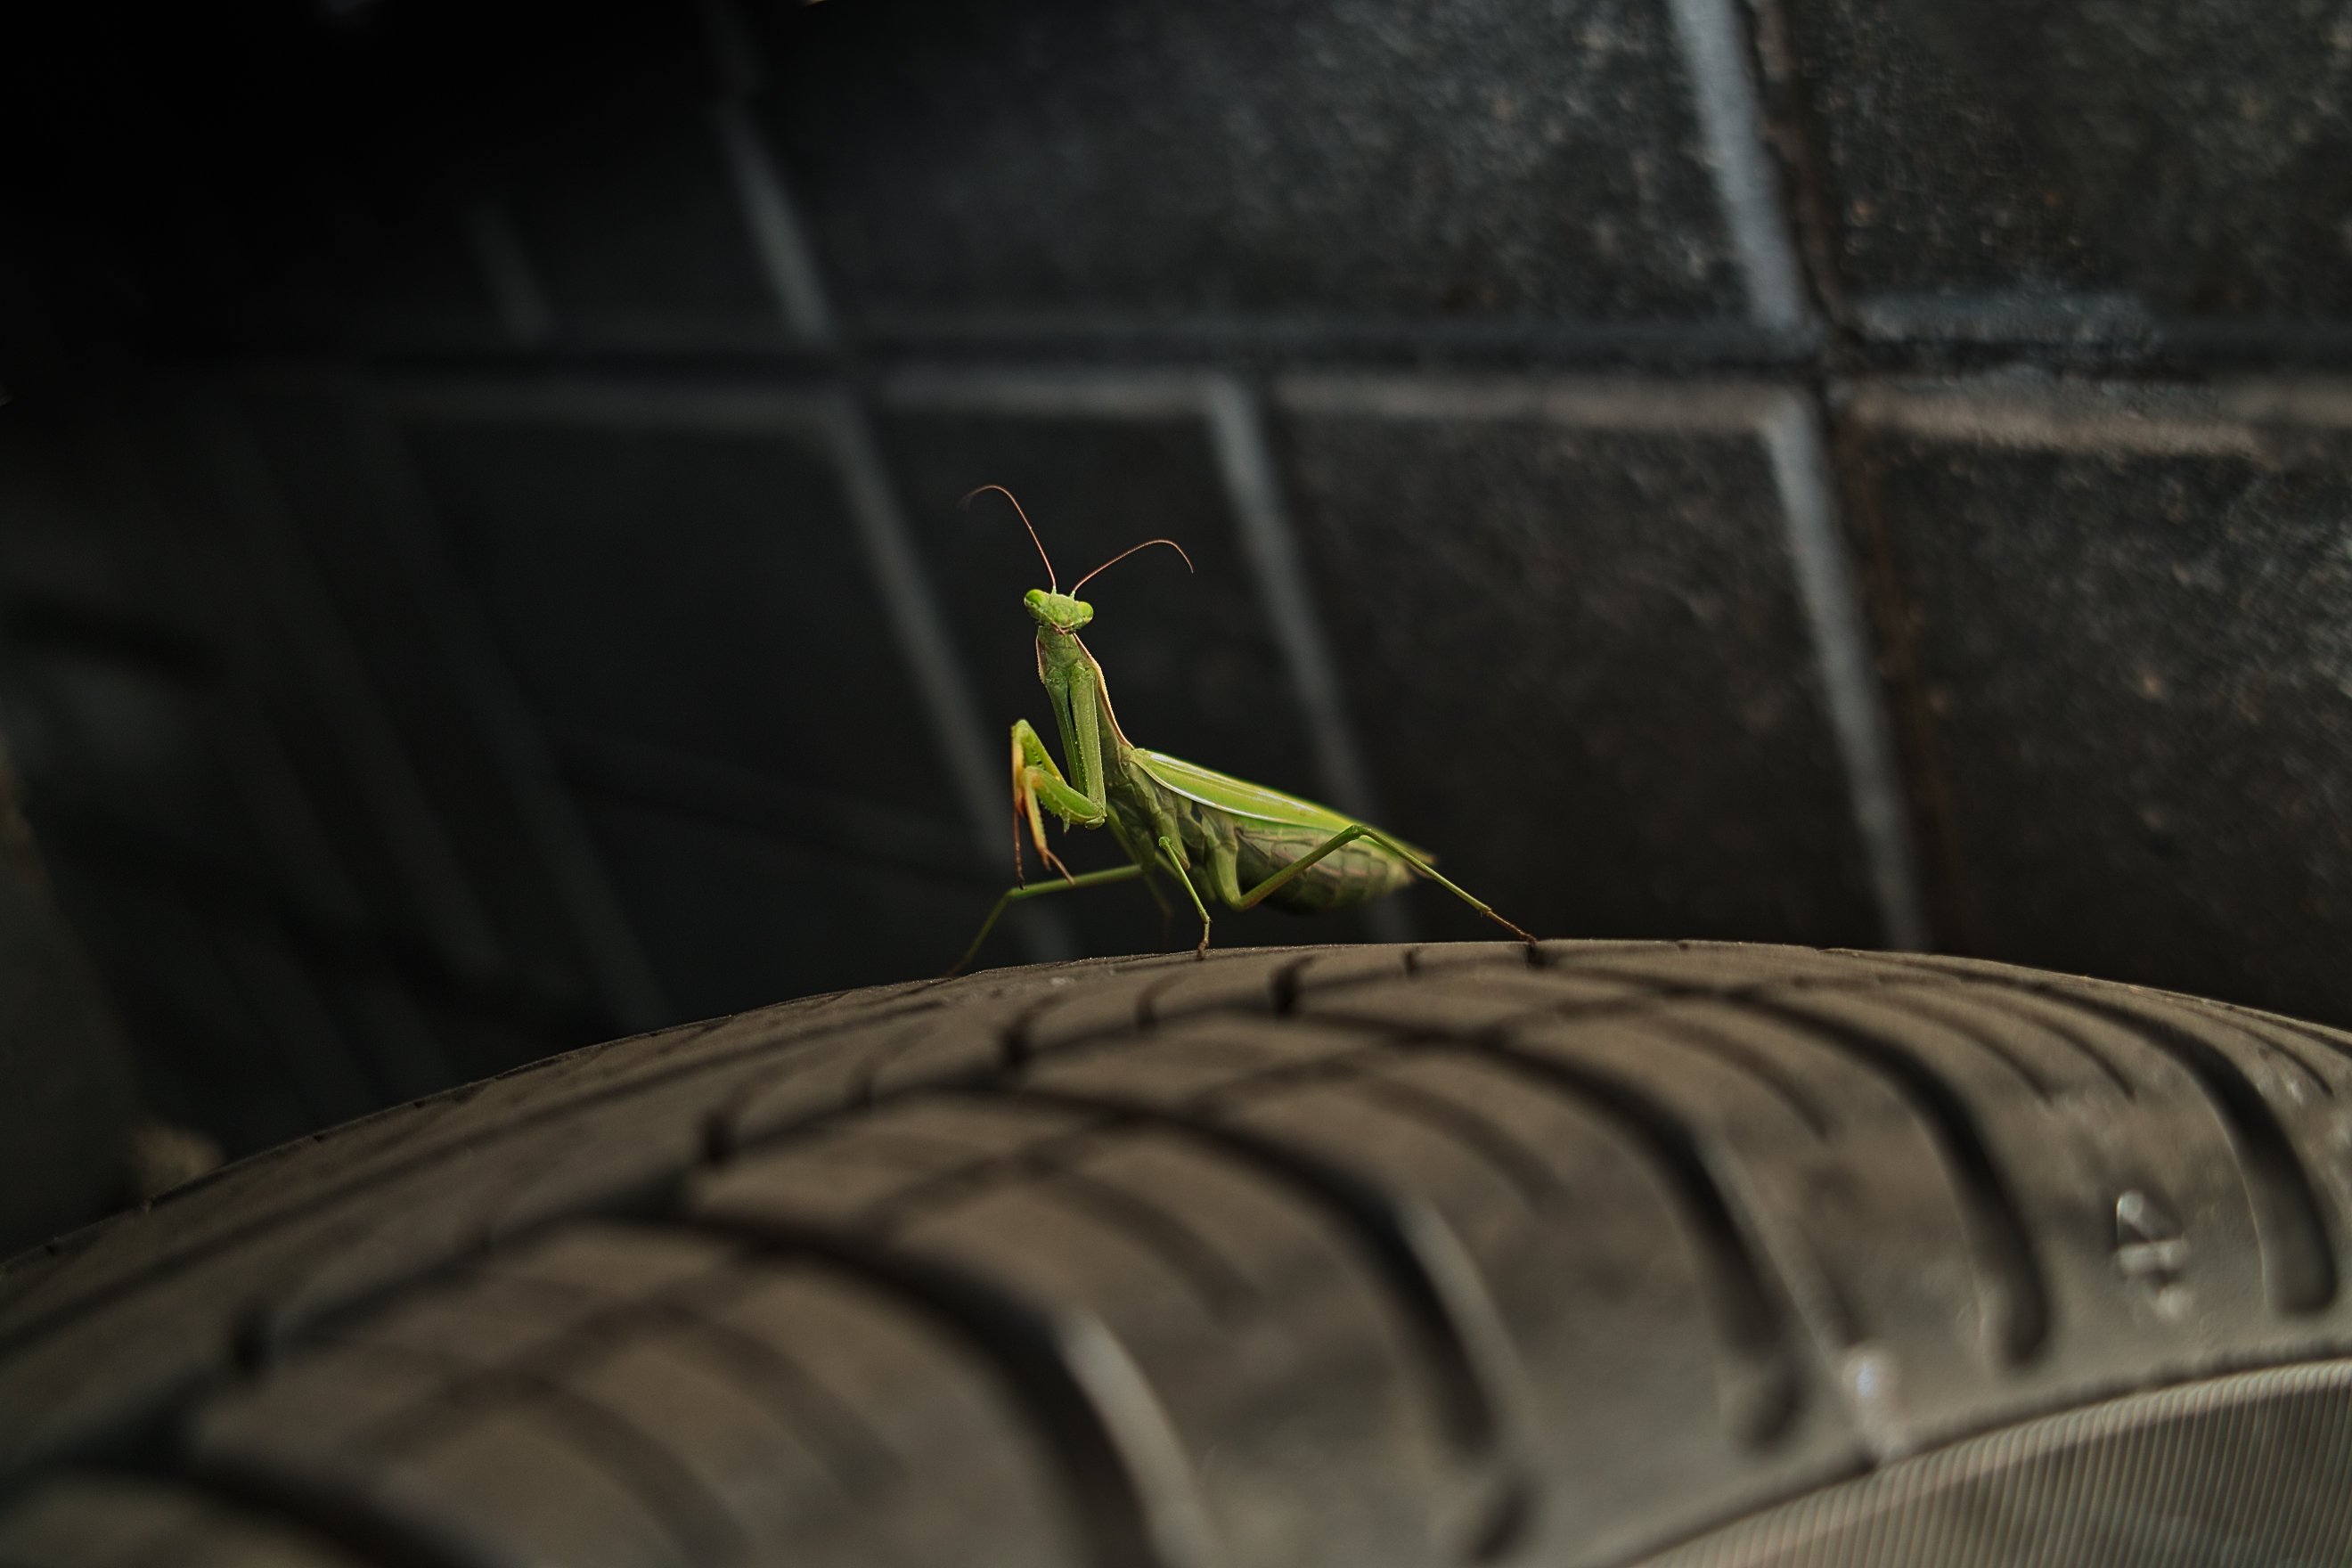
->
[1009,718,1106,882]
[1220,822,1540,945]
[950,862,1147,976]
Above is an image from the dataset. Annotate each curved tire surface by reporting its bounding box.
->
[3,941,2351,1567]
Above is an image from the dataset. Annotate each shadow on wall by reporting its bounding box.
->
[2,0,2348,1169]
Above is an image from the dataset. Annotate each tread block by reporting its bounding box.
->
[1023,1014,1375,1103]
[1066,1027,1869,1565]
[1508,1001,2033,1441]
[1012,949,1303,1053]
[195,1229,1082,1568]
[692,1262,1081,1568]
[722,1009,1022,1144]
[490,1225,740,1299]
[1295,968,1660,1033]
[1555,943,1906,990]
[0,1031,937,1473]
[693,1098,1475,1567]
[0,1474,364,1568]
[700,1097,1102,1228]
[356,1401,695,1568]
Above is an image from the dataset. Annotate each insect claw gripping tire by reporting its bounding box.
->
[6,943,2352,1568]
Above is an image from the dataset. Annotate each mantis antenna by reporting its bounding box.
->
[960,484,1058,592]
[1071,537,1195,594]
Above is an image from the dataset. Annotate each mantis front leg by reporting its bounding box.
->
[1009,717,1107,883]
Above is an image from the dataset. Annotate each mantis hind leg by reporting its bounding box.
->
[1156,835,1214,959]
[1237,824,1539,947]
[949,862,1146,976]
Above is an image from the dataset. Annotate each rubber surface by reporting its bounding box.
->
[4,941,2352,1567]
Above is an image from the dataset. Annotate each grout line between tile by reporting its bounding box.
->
[820,402,1004,853]
[1666,0,1811,331]
[194,394,506,992]
[878,366,1221,418]
[712,102,836,344]
[462,197,554,348]
[822,400,1077,962]
[1203,377,1413,943]
[339,390,674,1030]
[697,0,1066,965]
[1760,393,1929,951]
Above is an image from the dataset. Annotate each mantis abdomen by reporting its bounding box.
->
[1119,777,1417,915]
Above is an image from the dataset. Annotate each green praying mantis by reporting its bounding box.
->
[950,486,1538,974]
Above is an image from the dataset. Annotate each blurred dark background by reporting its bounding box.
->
[4,0,2349,1245]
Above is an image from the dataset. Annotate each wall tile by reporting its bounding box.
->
[1787,0,2352,330]
[762,0,1745,323]
[505,110,789,347]
[579,796,981,1022]
[1852,380,2352,1026]
[396,406,968,832]
[1272,379,1881,945]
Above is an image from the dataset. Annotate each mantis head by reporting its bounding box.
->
[961,483,1196,636]
[1024,588,1095,632]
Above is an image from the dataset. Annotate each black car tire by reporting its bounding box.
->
[4,941,2351,1567]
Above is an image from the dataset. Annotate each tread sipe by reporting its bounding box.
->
[4,942,2352,1566]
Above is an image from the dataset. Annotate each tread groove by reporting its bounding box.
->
[1268,956,1317,1015]
[1629,1012,1838,1137]
[1714,991,2053,1366]
[1996,987,2340,1315]
[176,1455,505,1568]
[499,1274,906,1493]
[2210,1007,2352,1067]
[336,1339,751,1568]
[818,1123,1262,1319]
[1450,1038,1810,1447]
[996,1084,1529,1470]
[1883,972,2341,1316]
[633,1293,905,1492]
[0,1001,963,1356]
[672,1214,1221,1568]
[1890,987,2140,1101]
[2253,1040,2337,1098]
[1331,1072,1571,1207]
[1032,1166,1262,1319]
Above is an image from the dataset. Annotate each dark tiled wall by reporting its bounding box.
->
[1788,0,2352,331]
[3,0,2348,1157]
[760,0,1755,323]
[1273,380,1886,946]
[1849,381,2352,1027]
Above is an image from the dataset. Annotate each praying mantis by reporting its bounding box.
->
[950,486,1538,974]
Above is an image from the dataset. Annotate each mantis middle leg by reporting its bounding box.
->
[949,862,1146,976]
[1156,834,1215,959]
